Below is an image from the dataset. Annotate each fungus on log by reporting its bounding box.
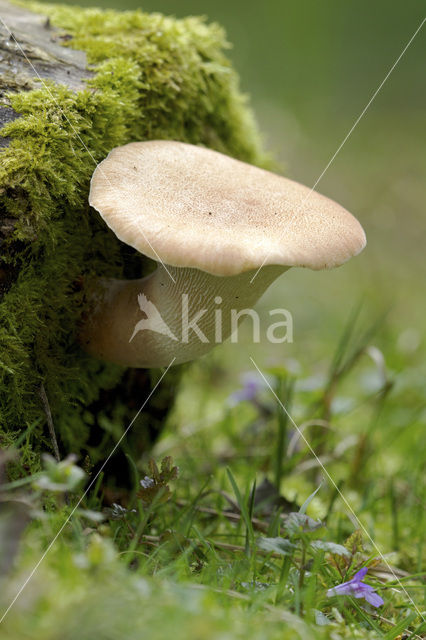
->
[85,140,365,368]
[0,0,265,483]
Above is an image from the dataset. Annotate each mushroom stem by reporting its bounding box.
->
[80,264,287,368]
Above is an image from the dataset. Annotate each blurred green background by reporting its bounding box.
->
[63,0,425,377]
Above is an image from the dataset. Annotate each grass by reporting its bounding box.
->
[0,307,424,639]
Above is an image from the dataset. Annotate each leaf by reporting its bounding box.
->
[283,512,323,535]
[314,610,331,626]
[344,529,364,554]
[299,482,323,515]
[257,536,296,556]
[310,540,350,557]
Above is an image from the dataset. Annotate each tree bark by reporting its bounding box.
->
[0,0,92,146]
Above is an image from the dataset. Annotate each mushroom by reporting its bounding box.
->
[81,140,366,367]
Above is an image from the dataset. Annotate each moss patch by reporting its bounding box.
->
[0,1,265,479]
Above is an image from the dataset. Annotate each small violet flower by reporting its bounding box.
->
[327,567,384,608]
[227,372,269,408]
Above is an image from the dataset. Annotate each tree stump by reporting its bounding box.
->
[0,0,265,485]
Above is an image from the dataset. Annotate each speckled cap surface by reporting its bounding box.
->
[89,140,366,276]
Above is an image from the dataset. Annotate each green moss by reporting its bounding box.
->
[0,1,266,478]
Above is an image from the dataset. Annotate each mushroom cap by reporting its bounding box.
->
[89,140,366,277]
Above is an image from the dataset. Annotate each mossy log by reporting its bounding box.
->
[0,0,265,483]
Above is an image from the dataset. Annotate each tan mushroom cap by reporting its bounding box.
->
[89,140,366,277]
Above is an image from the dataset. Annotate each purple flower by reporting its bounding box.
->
[327,568,384,608]
[227,372,268,408]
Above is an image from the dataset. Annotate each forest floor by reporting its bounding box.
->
[0,289,424,638]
